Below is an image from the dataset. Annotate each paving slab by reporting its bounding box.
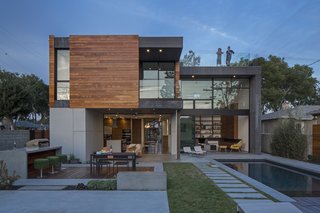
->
[221,188,257,193]
[217,183,249,188]
[234,199,274,205]
[238,202,303,213]
[14,179,105,186]
[227,192,267,199]
[204,171,226,174]
[212,179,242,184]
[18,185,66,191]
[206,174,232,177]
[0,191,170,213]
[211,177,236,180]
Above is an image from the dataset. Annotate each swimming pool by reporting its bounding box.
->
[223,161,320,197]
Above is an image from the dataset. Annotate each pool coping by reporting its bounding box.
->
[211,159,295,202]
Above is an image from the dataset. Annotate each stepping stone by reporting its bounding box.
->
[221,188,257,193]
[234,199,274,205]
[18,185,67,191]
[227,193,267,199]
[211,177,236,180]
[206,174,231,177]
[212,179,242,184]
[217,183,248,188]
[204,172,226,175]
[238,202,303,213]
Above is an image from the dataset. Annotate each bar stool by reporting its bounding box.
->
[47,156,60,174]
[56,154,68,170]
[34,158,49,178]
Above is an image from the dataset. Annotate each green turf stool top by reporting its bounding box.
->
[34,158,49,178]
[47,156,60,174]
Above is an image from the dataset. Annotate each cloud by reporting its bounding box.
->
[186,18,249,46]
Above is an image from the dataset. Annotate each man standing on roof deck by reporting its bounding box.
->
[226,46,234,66]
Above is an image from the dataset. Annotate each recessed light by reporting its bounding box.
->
[192,75,195,78]
[233,75,236,78]
[159,49,163,53]
[146,49,150,53]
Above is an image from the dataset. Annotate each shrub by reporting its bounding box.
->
[87,180,116,190]
[0,160,20,190]
[271,119,306,160]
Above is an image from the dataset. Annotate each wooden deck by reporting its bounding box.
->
[29,166,154,179]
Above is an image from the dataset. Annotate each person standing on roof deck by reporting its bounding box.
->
[216,48,223,66]
[226,46,234,66]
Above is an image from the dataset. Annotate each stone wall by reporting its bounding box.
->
[0,130,30,150]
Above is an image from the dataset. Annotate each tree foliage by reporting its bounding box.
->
[181,50,200,66]
[0,70,48,127]
[271,119,307,160]
[237,55,320,113]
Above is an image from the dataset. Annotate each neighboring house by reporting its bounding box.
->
[49,35,261,162]
[261,105,320,156]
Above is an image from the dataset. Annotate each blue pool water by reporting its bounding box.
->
[224,161,320,197]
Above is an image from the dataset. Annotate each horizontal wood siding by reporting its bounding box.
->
[49,35,55,107]
[69,35,139,108]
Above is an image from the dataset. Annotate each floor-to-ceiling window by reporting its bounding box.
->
[140,62,175,99]
[180,78,250,151]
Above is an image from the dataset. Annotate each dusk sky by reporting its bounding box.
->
[0,0,320,83]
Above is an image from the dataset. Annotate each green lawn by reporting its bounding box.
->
[163,163,236,213]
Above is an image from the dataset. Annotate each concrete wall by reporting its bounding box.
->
[85,109,103,161]
[0,150,27,178]
[50,108,103,162]
[238,116,249,152]
[0,130,29,150]
[170,112,178,158]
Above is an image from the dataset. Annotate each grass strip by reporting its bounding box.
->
[164,162,237,213]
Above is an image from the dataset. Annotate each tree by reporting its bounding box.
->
[237,55,320,113]
[0,70,30,128]
[271,118,306,160]
[21,74,49,123]
[0,70,49,128]
[181,50,200,66]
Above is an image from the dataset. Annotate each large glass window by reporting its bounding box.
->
[181,78,249,110]
[140,62,175,99]
[56,50,70,100]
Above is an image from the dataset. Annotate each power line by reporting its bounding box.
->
[308,59,320,66]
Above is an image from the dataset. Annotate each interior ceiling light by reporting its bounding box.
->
[159,49,163,53]
[192,75,195,79]
[146,49,150,53]
[233,75,236,78]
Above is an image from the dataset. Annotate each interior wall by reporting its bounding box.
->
[238,116,249,152]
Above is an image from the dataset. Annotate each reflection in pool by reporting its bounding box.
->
[224,161,320,197]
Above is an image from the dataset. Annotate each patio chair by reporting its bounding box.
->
[183,146,196,155]
[113,155,129,174]
[194,146,207,155]
[230,140,243,152]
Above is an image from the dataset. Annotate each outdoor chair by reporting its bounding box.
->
[194,146,207,155]
[183,147,196,155]
[230,140,243,152]
[113,155,130,174]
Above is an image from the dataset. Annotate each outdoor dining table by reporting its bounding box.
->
[90,152,136,175]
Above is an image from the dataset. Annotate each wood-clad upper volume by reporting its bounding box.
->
[69,35,139,108]
[48,35,55,107]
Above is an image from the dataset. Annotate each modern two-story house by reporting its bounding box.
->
[49,35,261,162]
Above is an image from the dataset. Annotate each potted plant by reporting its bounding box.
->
[69,154,80,164]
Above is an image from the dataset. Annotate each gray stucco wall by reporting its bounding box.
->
[0,130,29,151]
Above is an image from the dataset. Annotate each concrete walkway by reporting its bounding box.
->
[193,161,303,213]
[0,191,169,213]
